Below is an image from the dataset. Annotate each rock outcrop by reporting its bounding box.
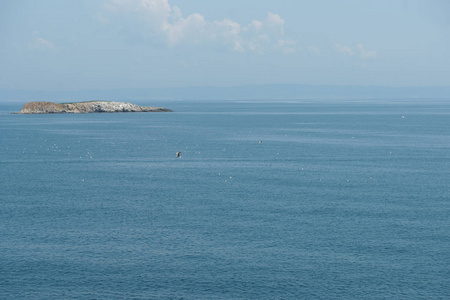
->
[19,101,172,114]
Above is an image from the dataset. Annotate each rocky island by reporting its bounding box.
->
[19,101,172,114]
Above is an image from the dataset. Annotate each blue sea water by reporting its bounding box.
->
[1,99,450,299]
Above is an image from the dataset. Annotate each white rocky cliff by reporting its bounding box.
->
[19,101,172,114]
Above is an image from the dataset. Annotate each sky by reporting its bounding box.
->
[0,0,449,90]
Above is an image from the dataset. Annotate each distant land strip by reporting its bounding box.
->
[2,85,450,102]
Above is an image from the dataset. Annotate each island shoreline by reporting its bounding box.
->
[18,101,172,114]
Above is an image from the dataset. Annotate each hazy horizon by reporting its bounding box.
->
[1,83,450,103]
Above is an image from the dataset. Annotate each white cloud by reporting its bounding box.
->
[334,43,377,59]
[249,20,263,32]
[333,43,354,55]
[103,0,291,53]
[307,46,320,54]
[357,44,377,59]
[164,13,207,46]
[180,60,188,68]
[277,39,296,54]
[93,12,108,23]
[31,32,54,50]
[266,12,285,34]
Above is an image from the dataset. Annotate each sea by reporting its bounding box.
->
[1,99,449,299]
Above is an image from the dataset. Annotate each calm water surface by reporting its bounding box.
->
[1,100,450,299]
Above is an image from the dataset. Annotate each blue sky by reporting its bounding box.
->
[0,0,449,90]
